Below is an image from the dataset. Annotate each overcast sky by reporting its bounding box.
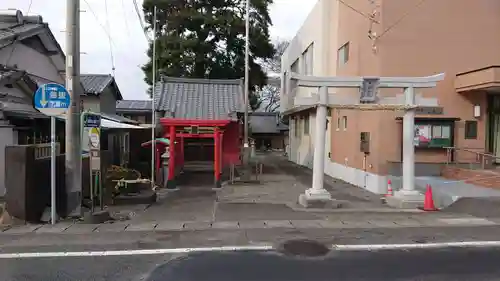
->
[1,0,317,100]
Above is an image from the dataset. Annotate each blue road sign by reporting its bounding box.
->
[33,83,71,116]
[84,113,101,128]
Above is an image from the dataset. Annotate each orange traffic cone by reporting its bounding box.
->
[421,184,438,211]
[385,180,393,197]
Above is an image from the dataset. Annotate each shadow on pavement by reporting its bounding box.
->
[443,197,500,218]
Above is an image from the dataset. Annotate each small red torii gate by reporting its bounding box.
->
[160,118,232,189]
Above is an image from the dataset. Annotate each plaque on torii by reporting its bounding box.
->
[287,73,446,208]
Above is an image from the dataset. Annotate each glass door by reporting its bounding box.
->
[488,95,500,163]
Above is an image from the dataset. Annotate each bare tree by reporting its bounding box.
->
[259,84,280,112]
[264,39,290,74]
[258,39,289,112]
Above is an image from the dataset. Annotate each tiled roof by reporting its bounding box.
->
[80,74,114,94]
[116,100,152,113]
[154,77,244,120]
[0,69,21,82]
[100,113,139,125]
[0,69,46,119]
[80,74,123,100]
[249,112,288,134]
[0,11,45,44]
[0,101,47,119]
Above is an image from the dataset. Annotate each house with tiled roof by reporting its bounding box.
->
[79,73,143,166]
[249,112,289,151]
[0,10,77,196]
[116,100,152,125]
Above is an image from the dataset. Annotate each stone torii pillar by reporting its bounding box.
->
[289,73,445,208]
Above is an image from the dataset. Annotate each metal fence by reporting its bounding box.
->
[34,143,61,159]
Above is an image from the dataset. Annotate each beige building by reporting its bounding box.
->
[281,0,500,194]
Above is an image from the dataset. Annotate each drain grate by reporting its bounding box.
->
[279,239,330,257]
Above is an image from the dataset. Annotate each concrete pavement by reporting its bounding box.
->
[4,153,500,234]
[2,213,498,234]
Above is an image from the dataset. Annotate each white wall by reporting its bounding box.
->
[0,43,64,84]
[282,0,336,169]
[0,124,16,196]
[289,112,315,168]
[280,0,388,194]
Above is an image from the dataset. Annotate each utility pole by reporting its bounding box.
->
[65,0,82,217]
[151,6,157,189]
[243,0,250,165]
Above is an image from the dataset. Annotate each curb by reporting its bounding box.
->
[287,203,425,213]
[1,217,498,235]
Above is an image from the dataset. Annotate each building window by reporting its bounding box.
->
[336,117,340,131]
[301,43,314,75]
[465,120,478,139]
[342,116,347,131]
[338,42,350,66]
[304,115,310,135]
[291,59,299,74]
[294,118,300,137]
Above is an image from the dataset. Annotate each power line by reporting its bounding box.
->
[104,0,116,76]
[132,0,150,41]
[27,0,33,14]
[83,0,118,76]
[338,0,379,23]
[121,0,131,37]
[82,0,117,49]
[377,0,428,39]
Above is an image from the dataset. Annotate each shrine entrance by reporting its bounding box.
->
[159,119,230,189]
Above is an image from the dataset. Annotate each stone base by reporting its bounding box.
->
[298,193,343,209]
[166,179,177,190]
[82,210,111,224]
[214,179,222,189]
[386,190,424,209]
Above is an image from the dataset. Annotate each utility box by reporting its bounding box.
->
[360,132,370,154]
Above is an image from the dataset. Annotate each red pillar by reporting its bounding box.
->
[167,125,176,189]
[214,127,221,188]
[220,133,224,172]
[156,147,161,171]
[180,137,185,166]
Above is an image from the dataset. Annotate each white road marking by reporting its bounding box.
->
[438,217,496,226]
[0,245,274,259]
[3,241,500,259]
[333,241,500,251]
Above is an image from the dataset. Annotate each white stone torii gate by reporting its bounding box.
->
[287,73,446,208]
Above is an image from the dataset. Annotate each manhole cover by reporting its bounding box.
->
[279,239,330,257]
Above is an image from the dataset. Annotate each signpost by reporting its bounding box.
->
[84,113,102,212]
[33,83,71,224]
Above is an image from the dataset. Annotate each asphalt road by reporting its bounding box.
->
[2,247,500,280]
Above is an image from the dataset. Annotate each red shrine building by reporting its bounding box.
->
[154,77,245,189]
